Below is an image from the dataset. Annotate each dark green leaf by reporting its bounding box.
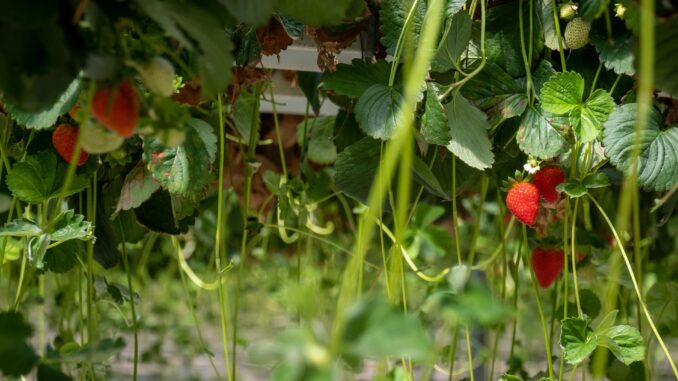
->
[37,363,73,381]
[557,181,587,198]
[355,84,405,140]
[6,151,89,204]
[603,103,678,191]
[517,105,567,159]
[232,88,260,142]
[445,93,494,170]
[4,79,80,130]
[463,64,528,127]
[591,32,635,76]
[0,342,38,377]
[560,316,597,364]
[44,240,79,274]
[134,190,195,235]
[279,0,363,26]
[538,0,560,50]
[380,0,427,55]
[322,59,391,98]
[655,18,678,97]
[646,282,678,335]
[144,118,217,197]
[138,0,233,98]
[412,156,448,199]
[334,137,381,203]
[432,12,472,73]
[297,71,322,115]
[499,375,524,381]
[296,116,337,164]
[421,83,450,146]
[579,0,606,21]
[221,0,276,25]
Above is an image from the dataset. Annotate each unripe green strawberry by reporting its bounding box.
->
[564,17,591,50]
[137,57,175,97]
[80,122,124,154]
[559,3,578,20]
[52,124,89,166]
[506,181,540,225]
[154,128,186,147]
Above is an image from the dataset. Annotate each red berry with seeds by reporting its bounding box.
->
[533,165,565,203]
[52,124,89,166]
[506,181,540,225]
[91,81,139,138]
[531,247,565,288]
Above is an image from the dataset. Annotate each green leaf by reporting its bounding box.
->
[463,63,528,127]
[421,83,450,146]
[221,0,276,25]
[342,298,432,361]
[296,116,338,164]
[445,93,494,170]
[279,0,363,26]
[422,284,511,326]
[297,72,322,115]
[603,103,678,191]
[597,325,645,365]
[56,338,126,363]
[138,0,233,98]
[431,12,472,72]
[144,118,217,197]
[517,105,567,159]
[412,156,448,199]
[134,190,195,235]
[499,375,524,381]
[583,172,610,188]
[334,137,381,203]
[655,18,678,97]
[646,282,678,335]
[579,0,606,21]
[540,71,585,114]
[380,0,427,55]
[232,88,260,143]
[484,2,543,77]
[322,59,391,98]
[538,0,560,50]
[591,32,635,76]
[37,363,72,381]
[44,240,79,274]
[558,181,588,198]
[115,162,161,213]
[576,88,615,143]
[3,79,80,130]
[446,0,467,16]
[560,316,597,364]
[48,210,93,242]
[532,60,557,98]
[355,84,405,140]
[6,150,89,204]
[0,219,42,238]
[0,312,38,376]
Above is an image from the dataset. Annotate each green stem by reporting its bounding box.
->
[570,198,582,315]
[215,94,233,381]
[117,220,138,381]
[522,225,555,380]
[550,0,567,70]
[589,194,678,378]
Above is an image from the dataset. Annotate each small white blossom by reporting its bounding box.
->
[524,161,540,174]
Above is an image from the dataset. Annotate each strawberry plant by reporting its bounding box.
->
[0,0,677,381]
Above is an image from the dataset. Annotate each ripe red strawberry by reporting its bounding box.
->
[532,247,565,288]
[506,181,540,225]
[52,124,89,166]
[91,81,139,138]
[533,165,565,203]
